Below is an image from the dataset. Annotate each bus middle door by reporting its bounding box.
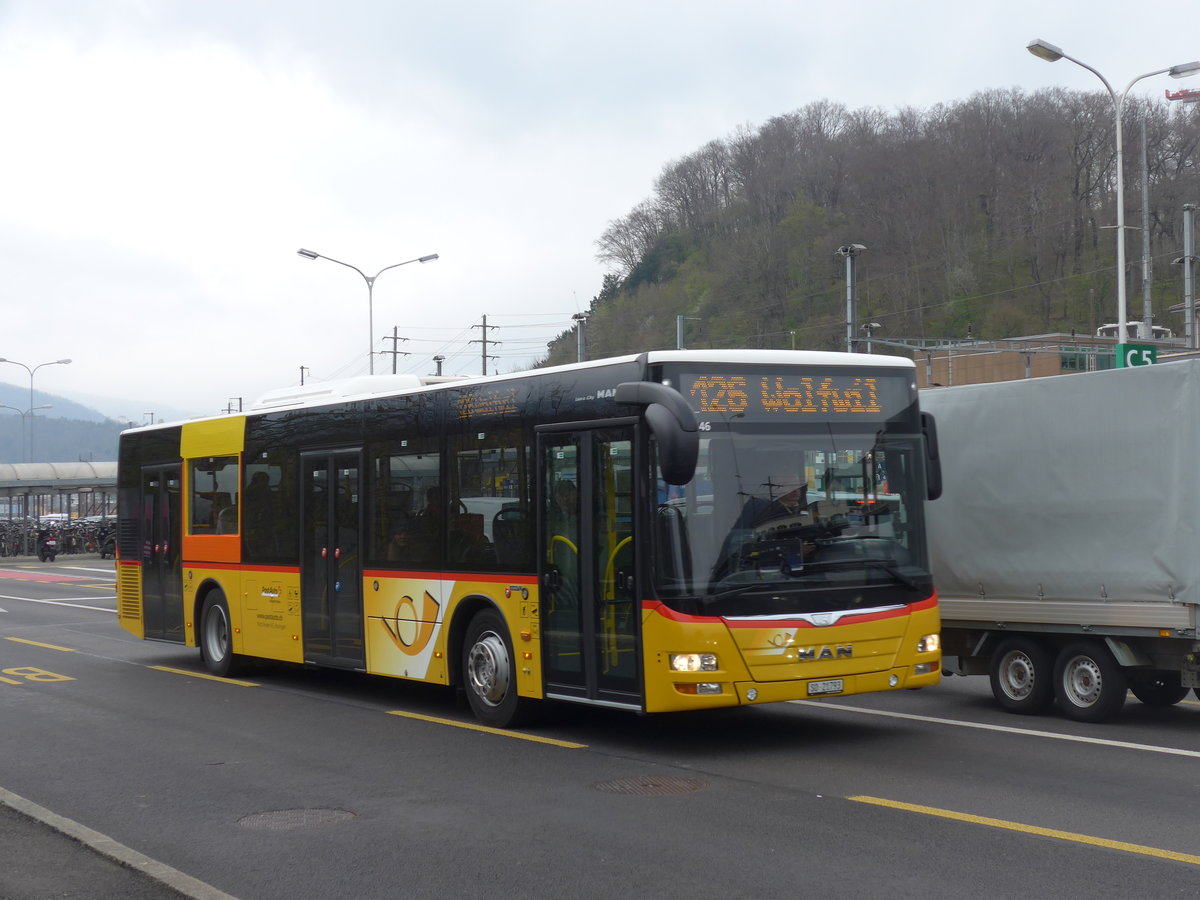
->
[538,426,641,709]
[301,450,366,668]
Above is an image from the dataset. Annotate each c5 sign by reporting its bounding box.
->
[1116,343,1156,368]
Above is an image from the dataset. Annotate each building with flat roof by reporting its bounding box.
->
[912,332,1184,388]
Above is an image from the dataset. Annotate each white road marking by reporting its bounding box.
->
[0,594,113,613]
[791,699,1200,759]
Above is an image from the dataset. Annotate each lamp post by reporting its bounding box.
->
[297,249,439,375]
[1026,40,1200,359]
[0,357,71,462]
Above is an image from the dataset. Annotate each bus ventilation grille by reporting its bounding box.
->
[116,566,142,621]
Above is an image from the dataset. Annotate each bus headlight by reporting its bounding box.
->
[670,653,718,672]
[917,633,940,654]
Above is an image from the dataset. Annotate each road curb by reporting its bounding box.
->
[0,786,239,900]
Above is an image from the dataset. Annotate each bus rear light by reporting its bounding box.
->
[675,682,723,695]
[670,653,718,672]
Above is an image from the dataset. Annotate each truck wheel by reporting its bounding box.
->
[989,638,1055,714]
[199,591,243,677]
[462,609,537,728]
[1054,642,1126,723]
[1128,673,1190,707]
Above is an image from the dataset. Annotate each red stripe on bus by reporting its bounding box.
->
[642,592,937,627]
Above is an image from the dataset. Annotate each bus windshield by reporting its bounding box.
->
[653,368,930,617]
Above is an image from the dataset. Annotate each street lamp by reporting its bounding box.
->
[0,357,71,462]
[296,249,439,375]
[1027,40,1200,354]
[0,404,53,462]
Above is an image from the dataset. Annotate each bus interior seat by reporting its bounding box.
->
[492,507,532,568]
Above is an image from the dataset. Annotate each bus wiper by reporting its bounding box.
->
[798,559,923,591]
[708,582,779,600]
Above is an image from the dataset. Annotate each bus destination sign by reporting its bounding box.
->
[676,370,912,420]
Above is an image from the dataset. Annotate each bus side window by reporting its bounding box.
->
[190,456,239,535]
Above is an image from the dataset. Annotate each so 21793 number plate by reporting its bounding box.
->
[807,679,844,696]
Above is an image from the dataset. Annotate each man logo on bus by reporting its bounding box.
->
[796,645,853,661]
[381,590,442,655]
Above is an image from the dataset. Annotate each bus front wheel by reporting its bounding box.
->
[199,591,243,677]
[462,609,536,728]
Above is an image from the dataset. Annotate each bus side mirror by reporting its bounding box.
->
[921,411,942,501]
[616,382,699,486]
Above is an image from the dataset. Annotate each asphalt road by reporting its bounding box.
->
[3,556,1200,899]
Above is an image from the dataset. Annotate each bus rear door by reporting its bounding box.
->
[139,464,183,641]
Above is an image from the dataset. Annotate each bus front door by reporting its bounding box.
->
[539,427,641,709]
[301,451,365,668]
[140,464,183,641]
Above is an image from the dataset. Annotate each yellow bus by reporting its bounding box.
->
[116,350,942,726]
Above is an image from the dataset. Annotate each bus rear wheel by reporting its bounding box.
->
[989,637,1054,715]
[1054,641,1126,723]
[199,591,243,677]
[462,609,536,728]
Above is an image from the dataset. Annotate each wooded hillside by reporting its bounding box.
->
[542,88,1200,365]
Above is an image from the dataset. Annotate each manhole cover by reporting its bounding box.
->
[237,808,357,830]
[594,775,708,796]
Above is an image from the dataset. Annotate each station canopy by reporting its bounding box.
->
[0,461,117,497]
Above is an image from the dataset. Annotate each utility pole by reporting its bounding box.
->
[299,365,309,386]
[572,312,589,362]
[381,327,410,374]
[432,355,445,376]
[1141,121,1154,339]
[676,315,701,350]
[836,243,867,352]
[471,315,500,375]
[1175,204,1197,350]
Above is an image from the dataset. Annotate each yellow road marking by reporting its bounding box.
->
[5,637,75,652]
[149,665,258,687]
[387,710,586,748]
[849,796,1200,865]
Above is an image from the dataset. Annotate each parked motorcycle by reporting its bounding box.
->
[37,529,59,563]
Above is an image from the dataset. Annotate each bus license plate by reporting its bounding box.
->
[807,679,844,696]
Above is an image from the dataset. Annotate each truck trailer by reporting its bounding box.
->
[921,359,1200,722]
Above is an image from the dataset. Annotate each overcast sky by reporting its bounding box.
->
[2,0,1196,420]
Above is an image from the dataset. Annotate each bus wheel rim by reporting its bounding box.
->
[204,605,228,662]
[467,631,510,707]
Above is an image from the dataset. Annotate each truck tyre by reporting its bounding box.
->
[461,608,538,728]
[1128,673,1190,707]
[989,637,1055,715]
[1054,641,1126,723]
